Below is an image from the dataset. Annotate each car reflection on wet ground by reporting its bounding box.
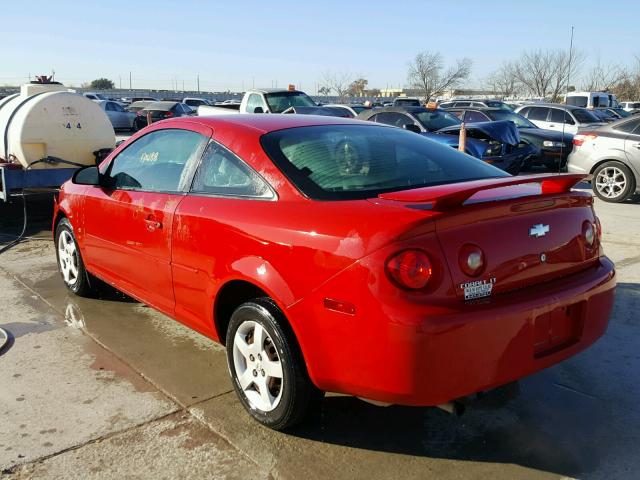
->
[1,189,639,479]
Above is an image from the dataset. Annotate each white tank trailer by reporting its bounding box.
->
[0,81,114,169]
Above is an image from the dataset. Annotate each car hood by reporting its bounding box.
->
[437,120,520,146]
[519,128,572,143]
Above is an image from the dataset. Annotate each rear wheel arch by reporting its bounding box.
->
[589,157,627,175]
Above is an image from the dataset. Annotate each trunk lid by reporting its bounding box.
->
[378,174,600,300]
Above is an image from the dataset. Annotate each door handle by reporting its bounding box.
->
[144,217,162,231]
[548,124,556,128]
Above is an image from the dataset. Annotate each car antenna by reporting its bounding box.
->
[561,26,575,174]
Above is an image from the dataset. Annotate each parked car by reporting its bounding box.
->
[54,114,615,430]
[392,97,421,107]
[444,107,573,170]
[590,109,618,123]
[96,100,136,131]
[83,92,109,101]
[619,101,640,112]
[515,104,605,135]
[565,91,617,109]
[567,115,640,202]
[131,96,160,103]
[603,107,632,119]
[126,100,155,113]
[134,101,196,129]
[183,97,215,109]
[323,104,371,118]
[439,99,512,110]
[358,106,538,174]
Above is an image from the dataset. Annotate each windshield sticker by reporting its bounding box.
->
[461,278,496,301]
[140,151,159,163]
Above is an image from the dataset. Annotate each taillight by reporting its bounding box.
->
[458,244,486,277]
[163,111,174,118]
[573,132,597,147]
[583,220,596,249]
[595,216,602,241]
[386,249,433,290]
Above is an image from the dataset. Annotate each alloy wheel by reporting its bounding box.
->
[595,166,627,199]
[232,320,284,412]
[58,230,79,286]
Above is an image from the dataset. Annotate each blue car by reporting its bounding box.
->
[357,106,539,175]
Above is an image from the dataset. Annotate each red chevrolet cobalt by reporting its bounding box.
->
[54,115,615,430]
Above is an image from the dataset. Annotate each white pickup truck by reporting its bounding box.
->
[197,88,341,116]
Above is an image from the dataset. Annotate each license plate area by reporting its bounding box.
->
[533,301,585,358]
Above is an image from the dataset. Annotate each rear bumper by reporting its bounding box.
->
[292,256,616,406]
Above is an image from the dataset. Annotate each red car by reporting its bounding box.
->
[54,115,616,430]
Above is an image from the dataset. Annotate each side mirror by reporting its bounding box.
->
[72,166,100,186]
[403,124,421,133]
[253,106,264,113]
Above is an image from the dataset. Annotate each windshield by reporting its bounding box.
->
[395,99,421,106]
[413,110,461,131]
[265,92,316,113]
[488,110,537,128]
[260,125,507,200]
[573,108,601,123]
[612,108,631,118]
[484,101,512,110]
[566,96,588,108]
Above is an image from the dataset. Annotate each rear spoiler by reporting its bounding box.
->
[378,174,588,210]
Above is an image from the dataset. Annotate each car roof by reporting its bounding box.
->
[519,103,584,111]
[164,114,370,134]
[145,101,179,110]
[362,106,439,114]
[247,88,305,95]
[444,106,504,112]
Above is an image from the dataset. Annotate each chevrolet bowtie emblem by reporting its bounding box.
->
[529,224,550,238]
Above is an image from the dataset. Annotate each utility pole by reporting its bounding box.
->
[129,72,132,90]
[197,74,200,93]
[119,76,122,89]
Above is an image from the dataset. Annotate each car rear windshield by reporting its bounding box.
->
[265,92,316,113]
[572,108,600,123]
[413,110,461,131]
[260,125,507,200]
[487,110,536,128]
[484,101,511,110]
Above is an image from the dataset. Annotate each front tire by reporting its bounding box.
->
[592,161,636,203]
[226,298,322,430]
[55,218,95,297]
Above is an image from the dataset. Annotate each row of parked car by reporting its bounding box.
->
[324,99,639,203]
[86,87,639,203]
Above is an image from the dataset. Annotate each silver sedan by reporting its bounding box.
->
[567,116,640,202]
[96,100,136,131]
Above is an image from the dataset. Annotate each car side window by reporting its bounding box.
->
[448,110,464,119]
[464,111,490,123]
[106,129,208,192]
[614,119,640,133]
[550,109,574,125]
[374,112,414,128]
[191,142,274,198]
[105,102,115,111]
[112,102,125,112]
[528,107,550,121]
[519,107,531,117]
[246,94,265,113]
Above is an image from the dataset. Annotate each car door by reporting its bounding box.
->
[81,125,211,314]
[171,141,275,334]
[548,108,577,134]
[104,102,119,127]
[111,102,130,128]
[525,107,552,130]
[624,121,640,176]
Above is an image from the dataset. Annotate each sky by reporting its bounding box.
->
[1,0,638,93]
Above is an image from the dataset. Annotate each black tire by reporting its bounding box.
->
[54,218,95,297]
[592,161,636,203]
[226,298,323,430]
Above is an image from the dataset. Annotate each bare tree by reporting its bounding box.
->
[407,51,472,102]
[487,61,520,99]
[321,71,354,102]
[582,58,628,91]
[514,49,583,101]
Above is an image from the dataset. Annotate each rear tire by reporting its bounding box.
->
[226,298,323,430]
[592,161,636,203]
[55,218,96,297]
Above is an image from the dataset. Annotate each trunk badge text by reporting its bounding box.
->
[529,224,550,238]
